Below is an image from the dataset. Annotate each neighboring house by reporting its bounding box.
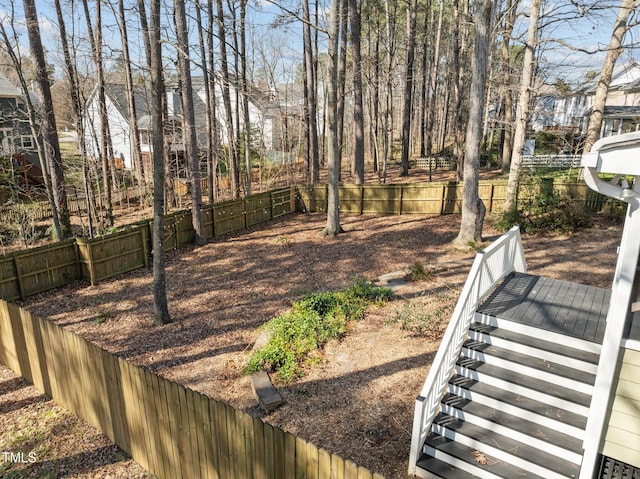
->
[0,73,42,185]
[548,62,640,140]
[84,79,290,182]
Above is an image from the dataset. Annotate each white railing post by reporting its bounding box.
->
[579,198,640,479]
[408,226,526,475]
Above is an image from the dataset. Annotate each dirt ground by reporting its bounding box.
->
[1,209,621,478]
[0,165,625,478]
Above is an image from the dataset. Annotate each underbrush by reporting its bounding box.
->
[244,278,393,382]
[496,174,592,234]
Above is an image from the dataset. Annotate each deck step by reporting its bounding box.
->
[455,360,591,413]
[461,341,596,389]
[414,307,598,479]
[420,434,547,479]
[474,312,602,354]
[448,374,587,437]
[440,395,582,456]
[432,415,580,479]
[469,323,600,374]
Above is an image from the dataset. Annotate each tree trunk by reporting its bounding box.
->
[82,0,113,226]
[0,19,64,240]
[303,0,320,185]
[114,0,146,193]
[455,0,493,246]
[400,0,418,177]
[425,0,444,160]
[349,0,365,184]
[174,0,206,245]
[195,0,217,204]
[322,0,344,238]
[23,0,72,239]
[504,0,541,213]
[583,0,639,153]
[54,0,95,237]
[499,0,519,173]
[215,0,240,198]
[149,0,171,325]
[240,0,252,196]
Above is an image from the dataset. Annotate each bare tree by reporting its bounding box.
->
[81,0,114,226]
[54,0,96,237]
[22,0,72,239]
[349,0,365,184]
[112,0,146,193]
[504,0,542,213]
[0,14,64,240]
[323,0,345,237]
[149,0,171,325]
[455,0,494,245]
[400,0,418,177]
[174,0,206,245]
[195,0,218,204]
[216,0,240,198]
[240,0,252,196]
[302,0,320,184]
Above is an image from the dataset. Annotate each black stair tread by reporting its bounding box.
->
[462,340,596,386]
[449,374,587,430]
[469,322,600,365]
[441,393,582,453]
[416,452,480,479]
[456,358,592,407]
[432,414,580,477]
[422,434,547,479]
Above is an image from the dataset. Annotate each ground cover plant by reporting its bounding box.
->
[245,278,393,381]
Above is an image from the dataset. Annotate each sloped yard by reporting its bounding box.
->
[7,211,623,478]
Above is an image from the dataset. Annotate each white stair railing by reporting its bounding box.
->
[408,226,527,476]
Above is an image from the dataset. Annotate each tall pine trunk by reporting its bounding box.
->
[23,0,72,238]
[455,0,493,245]
[149,0,171,325]
[174,0,206,245]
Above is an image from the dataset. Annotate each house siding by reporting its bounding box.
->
[602,347,640,468]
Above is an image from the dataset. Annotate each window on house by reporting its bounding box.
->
[20,136,34,149]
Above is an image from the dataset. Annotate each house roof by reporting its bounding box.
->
[602,105,640,118]
[0,73,22,98]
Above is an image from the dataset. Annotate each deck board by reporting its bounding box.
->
[478,273,610,344]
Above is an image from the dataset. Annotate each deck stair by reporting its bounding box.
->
[415,306,602,479]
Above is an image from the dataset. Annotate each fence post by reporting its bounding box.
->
[398,185,404,215]
[140,227,149,268]
[85,242,97,286]
[13,256,25,300]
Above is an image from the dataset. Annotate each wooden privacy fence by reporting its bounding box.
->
[296,180,615,216]
[0,187,296,301]
[0,300,383,479]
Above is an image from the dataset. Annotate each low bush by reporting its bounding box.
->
[244,278,393,382]
[497,175,591,234]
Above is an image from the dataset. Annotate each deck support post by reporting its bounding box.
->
[579,133,640,479]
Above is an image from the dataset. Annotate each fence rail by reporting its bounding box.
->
[407,226,527,475]
[0,187,296,299]
[297,180,613,216]
[522,154,582,168]
[0,180,618,302]
[0,300,383,479]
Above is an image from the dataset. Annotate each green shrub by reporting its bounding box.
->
[497,175,591,234]
[244,278,393,382]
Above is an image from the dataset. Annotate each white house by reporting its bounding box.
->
[549,62,640,139]
[83,80,287,179]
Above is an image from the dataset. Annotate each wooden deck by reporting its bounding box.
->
[478,272,610,344]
